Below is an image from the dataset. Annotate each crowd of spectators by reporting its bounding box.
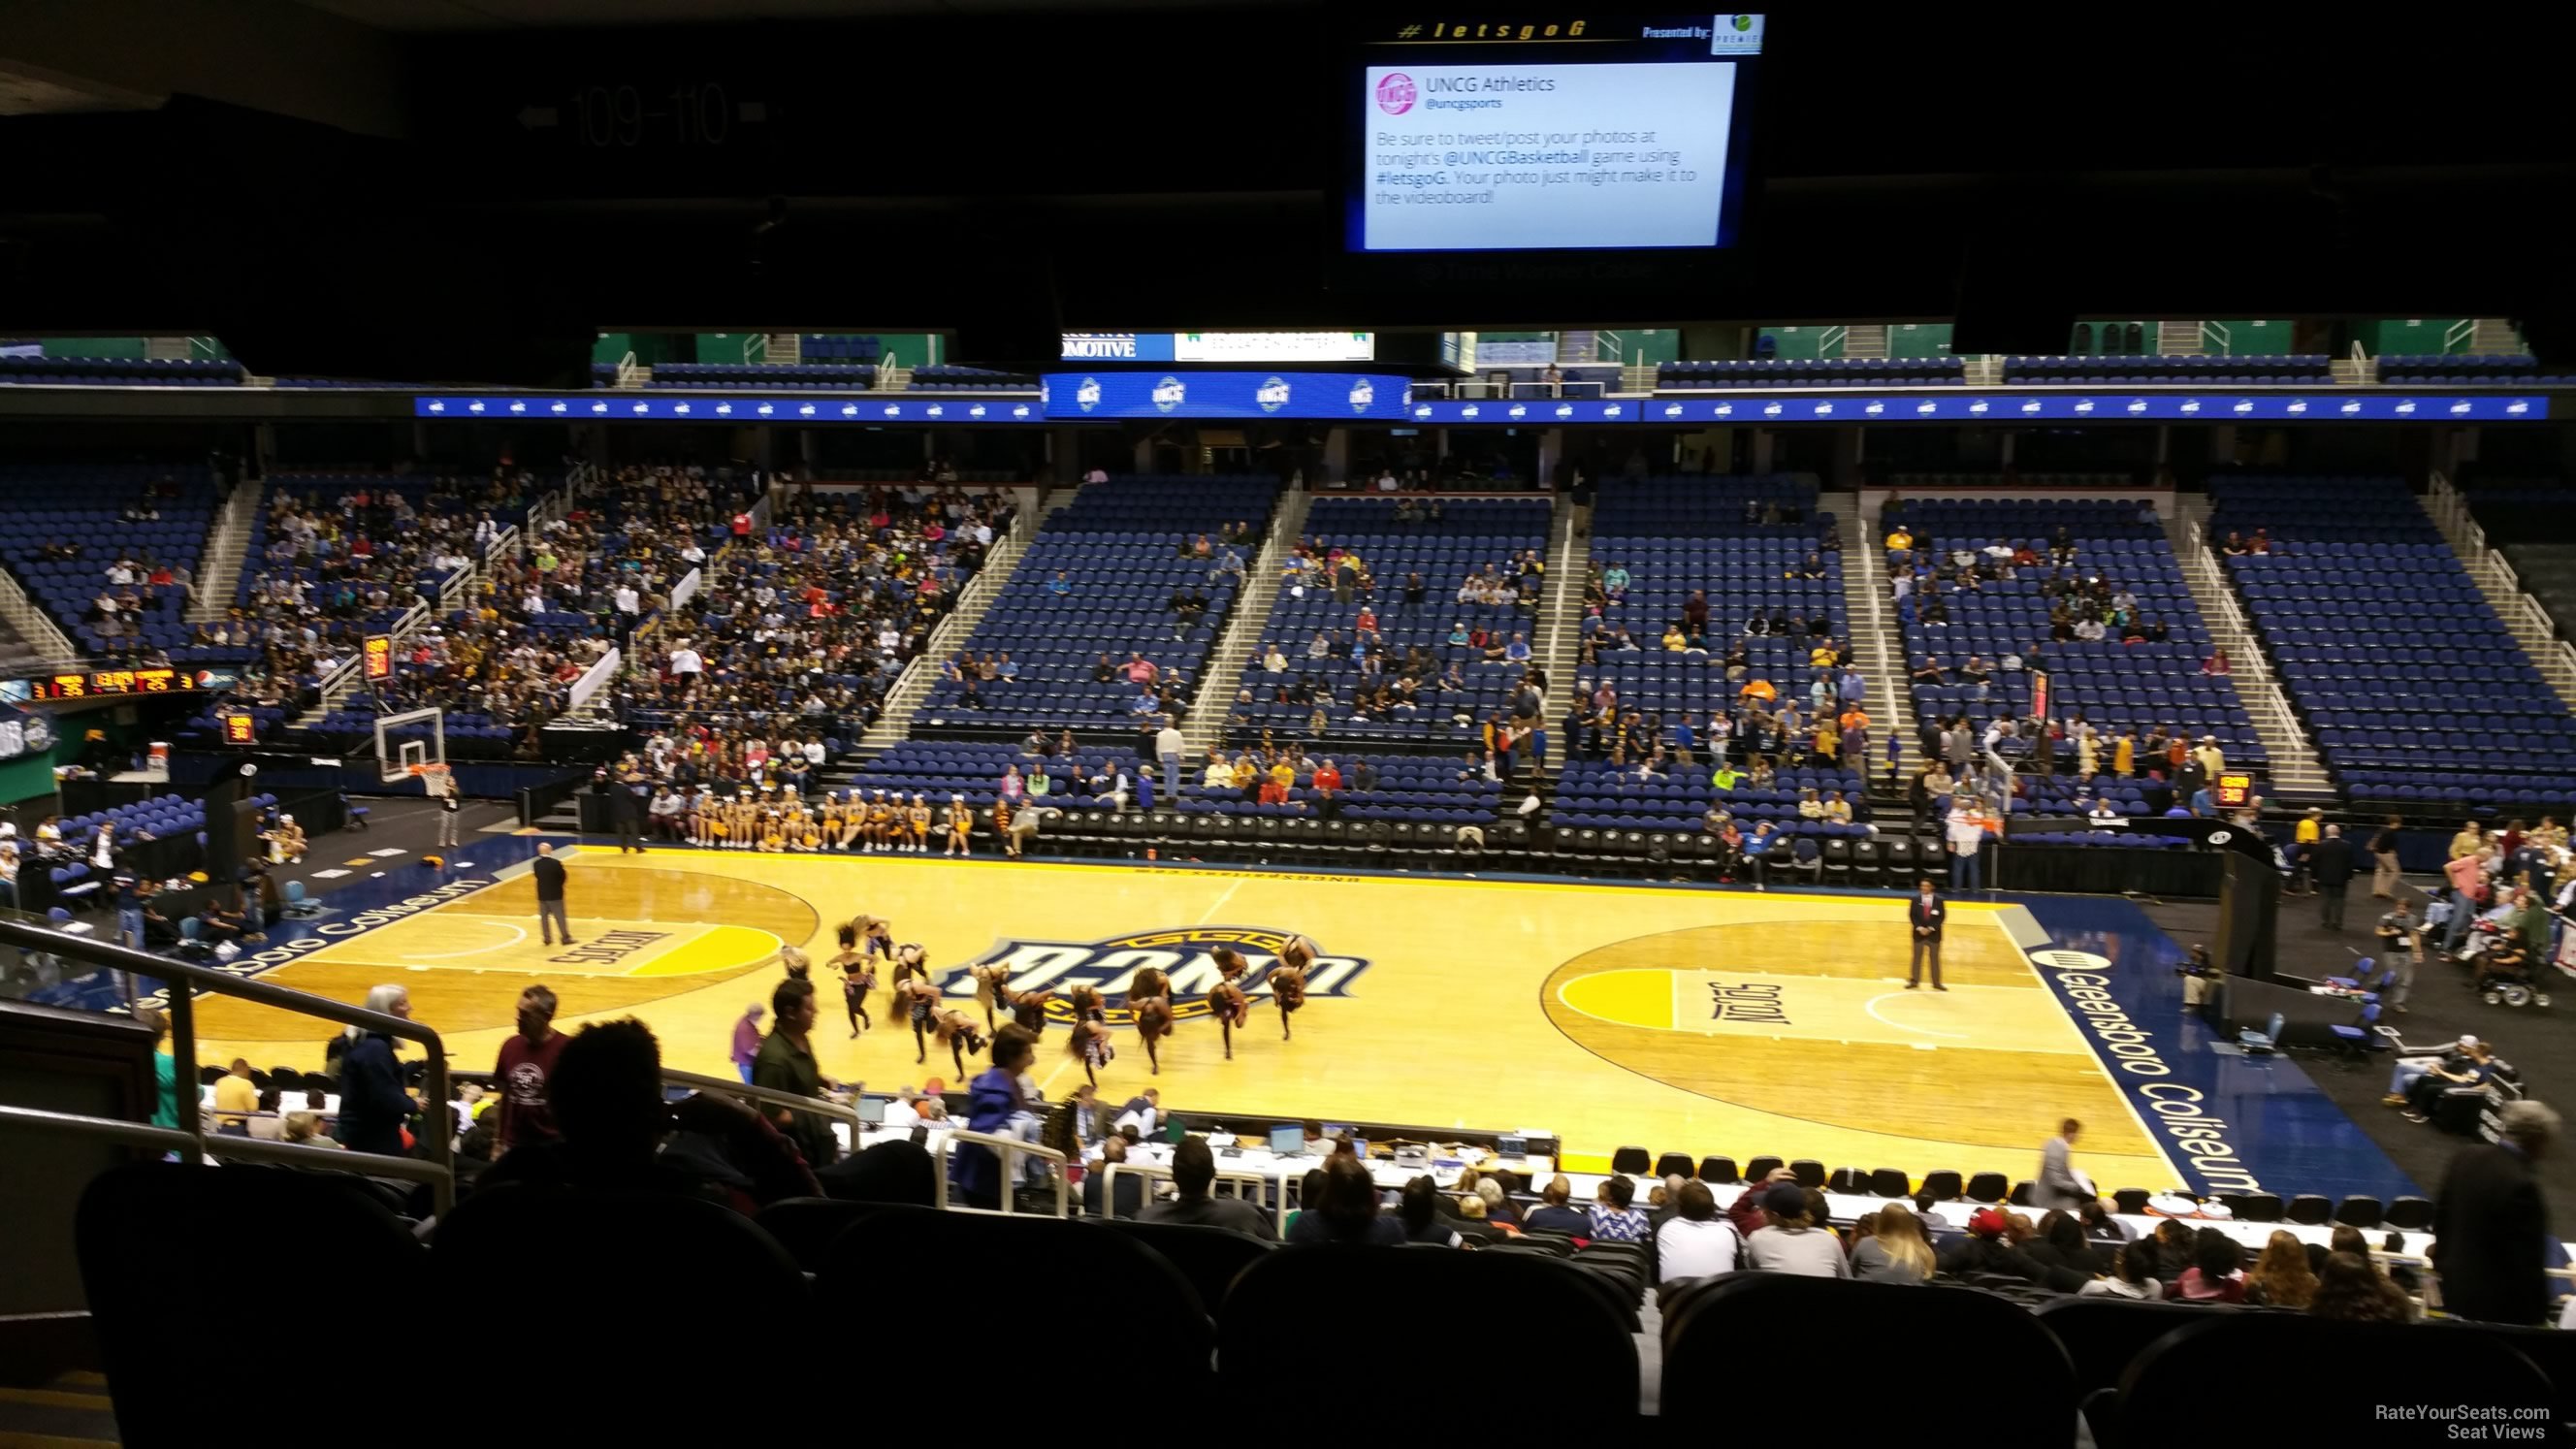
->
[617,479,1014,747]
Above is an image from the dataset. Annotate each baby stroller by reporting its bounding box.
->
[2459,919,2552,1009]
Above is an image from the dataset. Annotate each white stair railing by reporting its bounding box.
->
[2178,519,2327,784]
[2425,472,2576,711]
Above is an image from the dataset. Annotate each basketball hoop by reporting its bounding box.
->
[418,761,455,796]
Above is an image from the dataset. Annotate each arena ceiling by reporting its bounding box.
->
[2,3,2571,380]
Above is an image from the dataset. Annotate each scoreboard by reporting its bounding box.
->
[11,667,238,701]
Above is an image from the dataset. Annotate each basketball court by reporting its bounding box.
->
[180,847,2328,1192]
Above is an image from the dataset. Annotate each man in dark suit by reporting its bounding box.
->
[531,842,572,947]
[2431,1100,2558,1324]
[2310,823,2356,930]
[1907,877,1948,990]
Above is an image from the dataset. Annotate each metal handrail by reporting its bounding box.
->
[2181,521,2319,775]
[0,917,454,1213]
[660,1065,863,1149]
[1099,1156,1289,1235]
[931,1127,1069,1216]
[0,1103,455,1194]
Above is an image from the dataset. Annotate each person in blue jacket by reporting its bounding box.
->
[337,983,416,1157]
[955,1024,1039,1210]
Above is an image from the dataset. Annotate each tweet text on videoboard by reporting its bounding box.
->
[1360,61,1736,250]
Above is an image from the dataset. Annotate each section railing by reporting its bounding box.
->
[0,917,455,1214]
[1098,1157,1290,1235]
[930,1128,1070,1216]
[659,1065,864,1156]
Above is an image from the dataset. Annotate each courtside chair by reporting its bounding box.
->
[1653,1152,1695,1180]
[1610,1145,1652,1175]
[2334,1195,2386,1229]
[1869,1168,1911,1198]
[2384,1196,2433,1230]
[1744,1155,1785,1183]
[1963,1172,2009,1204]
[2285,1194,2334,1226]
[1701,1156,1740,1185]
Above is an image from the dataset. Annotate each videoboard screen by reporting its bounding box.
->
[1349,13,1763,253]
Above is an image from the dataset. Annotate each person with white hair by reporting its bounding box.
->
[336,984,414,1156]
[2431,1099,2560,1324]
[265,813,306,864]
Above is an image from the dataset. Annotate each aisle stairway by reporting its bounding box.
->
[853,489,1052,753]
[186,480,260,624]
[2163,494,2334,797]
[1178,488,1313,763]
[2422,474,2576,714]
[1533,498,1588,769]
[1828,491,1914,788]
[0,566,76,664]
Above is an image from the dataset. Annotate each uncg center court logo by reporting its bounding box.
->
[935,926,1369,1028]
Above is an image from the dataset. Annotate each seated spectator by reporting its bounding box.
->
[1939,1206,2078,1289]
[2022,1209,2111,1277]
[1745,1181,1848,1277]
[1657,1180,1744,1281]
[2309,1251,2412,1322]
[1525,1175,1592,1237]
[1139,1136,1275,1240]
[1587,1174,1651,1242]
[2166,1227,2247,1302]
[478,1015,819,1213]
[1397,1176,1464,1246]
[2385,1035,2494,1117]
[2077,1240,2165,1300]
[1287,1153,1404,1244]
[2243,1228,2320,1307]
[1850,1204,1935,1284]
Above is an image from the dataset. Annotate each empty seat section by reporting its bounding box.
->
[915,476,1283,732]
[1233,497,1554,750]
[2209,473,2576,809]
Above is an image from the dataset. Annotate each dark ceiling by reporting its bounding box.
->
[4,3,2572,382]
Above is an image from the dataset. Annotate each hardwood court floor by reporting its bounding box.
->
[194,851,2180,1187]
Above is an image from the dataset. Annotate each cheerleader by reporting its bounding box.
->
[1272,934,1318,1042]
[906,794,932,852]
[1008,986,1050,1036]
[1208,948,1253,1061]
[1130,966,1175,1077]
[930,1007,988,1079]
[827,925,874,1037]
[1067,982,1107,1027]
[969,961,1013,1034]
[853,915,896,960]
[891,975,941,1064]
[831,796,865,853]
[775,945,812,982]
[944,794,974,856]
[1066,1015,1116,1087]
[866,791,897,853]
